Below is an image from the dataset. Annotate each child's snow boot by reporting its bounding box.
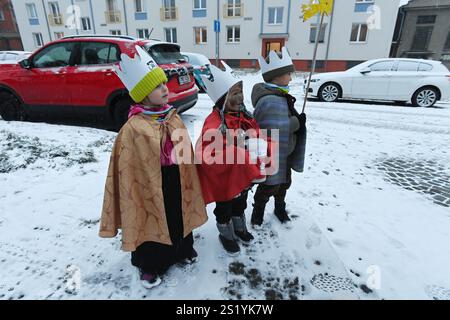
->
[217,221,240,256]
[251,203,265,229]
[274,202,291,224]
[138,269,162,289]
[232,214,254,243]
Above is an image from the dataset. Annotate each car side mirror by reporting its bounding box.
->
[360,67,371,74]
[19,58,32,69]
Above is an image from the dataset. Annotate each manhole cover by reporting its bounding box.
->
[425,285,450,300]
[311,273,355,293]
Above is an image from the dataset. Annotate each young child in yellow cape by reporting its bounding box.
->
[99,46,207,289]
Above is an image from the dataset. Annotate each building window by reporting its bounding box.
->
[26,3,38,18]
[33,33,44,47]
[48,2,61,16]
[193,0,207,18]
[135,0,145,13]
[411,26,433,51]
[355,0,374,13]
[54,32,64,39]
[165,28,177,43]
[194,0,206,10]
[310,23,327,43]
[137,28,150,39]
[26,3,39,25]
[81,17,91,31]
[106,0,118,11]
[445,30,450,51]
[48,2,63,25]
[110,30,122,35]
[226,0,242,18]
[106,0,121,23]
[162,0,177,20]
[0,9,4,21]
[194,27,207,44]
[135,0,148,19]
[350,23,368,42]
[268,7,283,25]
[417,15,436,24]
[227,26,240,43]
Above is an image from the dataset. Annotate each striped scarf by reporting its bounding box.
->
[128,104,174,122]
[128,103,176,166]
[264,83,290,94]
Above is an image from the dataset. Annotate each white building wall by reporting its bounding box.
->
[11,0,400,69]
[326,0,400,61]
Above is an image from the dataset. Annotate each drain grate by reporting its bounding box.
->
[425,285,450,300]
[311,273,355,293]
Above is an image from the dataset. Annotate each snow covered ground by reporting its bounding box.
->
[1,72,450,300]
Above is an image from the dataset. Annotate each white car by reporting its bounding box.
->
[306,58,450,107]
[181,51,211,92]
[0,51,32,63]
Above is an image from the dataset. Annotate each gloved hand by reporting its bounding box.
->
[297,113,306,127]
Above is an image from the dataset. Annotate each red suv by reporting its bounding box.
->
[0,35,198,129]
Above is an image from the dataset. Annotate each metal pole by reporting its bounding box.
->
[302,12,324,114]
[324,0,335,71]
[70,0,79,35]
[216,0,220,66]
[41,0,52,42]
[122,0,129,36]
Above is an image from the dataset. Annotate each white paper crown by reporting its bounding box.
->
[258,47,293,75]
[114,45,167,102]
[201,61,241,103]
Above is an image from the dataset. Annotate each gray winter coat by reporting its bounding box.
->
[252,83,306,185]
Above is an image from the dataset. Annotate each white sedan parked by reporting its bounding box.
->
[306,58,450,107]
[0,51,32,63]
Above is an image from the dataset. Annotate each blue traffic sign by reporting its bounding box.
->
[214,20,221,32]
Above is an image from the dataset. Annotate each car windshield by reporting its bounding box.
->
[144,44,185,64]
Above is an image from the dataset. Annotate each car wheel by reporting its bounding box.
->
[0,92,22,121]
[113,97,133,131]
[319,83,341,102]
[412,87,438,108]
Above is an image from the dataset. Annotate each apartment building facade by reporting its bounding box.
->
[0,0,23,50]
[11,0,399,71]
[392,0,450,68]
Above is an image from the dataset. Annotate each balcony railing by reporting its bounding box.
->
[223,4,244,18]
[48,14,63,26]
[105,10,122,24]
[160,7,178,21]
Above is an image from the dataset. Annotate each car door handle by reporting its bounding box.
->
[105,72,114,76]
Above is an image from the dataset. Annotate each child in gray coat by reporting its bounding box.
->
[251,47,306,228]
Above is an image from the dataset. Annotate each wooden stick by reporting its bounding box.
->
[302,12,325,114]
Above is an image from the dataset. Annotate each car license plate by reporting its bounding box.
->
[178,75,190,85]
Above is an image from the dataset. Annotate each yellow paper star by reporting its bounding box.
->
[302,0,333,21]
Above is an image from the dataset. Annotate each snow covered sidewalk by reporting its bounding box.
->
[1,73,450,300]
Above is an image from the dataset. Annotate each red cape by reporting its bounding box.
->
[195,109,263,204]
